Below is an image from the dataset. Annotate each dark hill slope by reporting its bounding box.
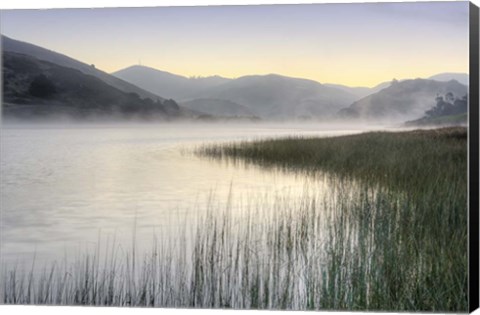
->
[2,52,181,120]
[2,35,163,102]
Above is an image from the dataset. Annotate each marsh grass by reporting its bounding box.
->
[198,127,468,311]
[1,127,468,311]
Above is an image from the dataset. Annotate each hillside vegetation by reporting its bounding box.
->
[2,52,181,120]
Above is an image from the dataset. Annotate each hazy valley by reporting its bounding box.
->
[2,35,469,125]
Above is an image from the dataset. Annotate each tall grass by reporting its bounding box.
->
[198,127,468,311]
[1,127,468,311]
[198,127,467,192]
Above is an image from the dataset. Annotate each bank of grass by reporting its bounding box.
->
[1,127,468,311]
[198,126,468,310]
[199,127,467,192]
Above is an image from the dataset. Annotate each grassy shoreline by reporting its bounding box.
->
[198,127,467,191]
[1,127,468,311]
[199,127,468,310]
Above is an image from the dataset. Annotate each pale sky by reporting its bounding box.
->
[0,1,470,87]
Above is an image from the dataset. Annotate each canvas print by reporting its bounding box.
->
[0,1,477,313]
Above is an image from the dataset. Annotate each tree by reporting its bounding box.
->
[163,99,180,111]
[425,93,467,118]
[29,74,56,98]
[445,92,455,103]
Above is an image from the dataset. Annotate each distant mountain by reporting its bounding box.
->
[428,73,469,86]
[112,65,231,100]
[198,74,359,119]
[2,36,163,101]
[369,81,396,93]
[324,79,408,99]
[323,84,373,99]
[114,64,472,121]
[113,66,359,120]
[180,98,257,118]
[338,79,468,122]
[2,52,182,120]
[327,73,468,102]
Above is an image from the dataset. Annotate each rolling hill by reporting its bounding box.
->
[428,73,469,86]
[4,35,469,123]
[2,52,182,120]
[112,65,230,100]
[113,67,359,120]
[338,79,468,122]
[196,74,358,119]
[2,36,164,102]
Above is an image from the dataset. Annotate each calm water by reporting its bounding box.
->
[0,122,387,266]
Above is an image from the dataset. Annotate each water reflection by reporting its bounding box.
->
[0,123,386,266]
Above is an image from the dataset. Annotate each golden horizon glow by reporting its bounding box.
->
[1,2,470,88]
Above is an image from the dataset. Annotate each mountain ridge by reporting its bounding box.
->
[112,66,359,120]
[112,65,231,100]
[2,36,165,102]
[338,78,468,122]
[2,35,470,123]
[113,63,469,121]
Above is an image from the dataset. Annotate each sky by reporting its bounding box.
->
[0,1,470,87]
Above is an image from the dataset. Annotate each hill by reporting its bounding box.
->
[2,52,181,120]
[113,67,359,120]
[201,74,360,119]
[405,93,468,126]
[2,36,163,102]
[112,65,230,100]
[428,73,469,86]
[337,79,468,122]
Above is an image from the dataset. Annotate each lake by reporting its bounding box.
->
[0,122,388,267]
[0,122,468,311]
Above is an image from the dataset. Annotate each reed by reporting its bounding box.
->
[1,127,468,311]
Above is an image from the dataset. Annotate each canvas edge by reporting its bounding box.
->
[469,1,479,313]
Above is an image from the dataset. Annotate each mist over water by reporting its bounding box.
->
[1,122,396,266]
